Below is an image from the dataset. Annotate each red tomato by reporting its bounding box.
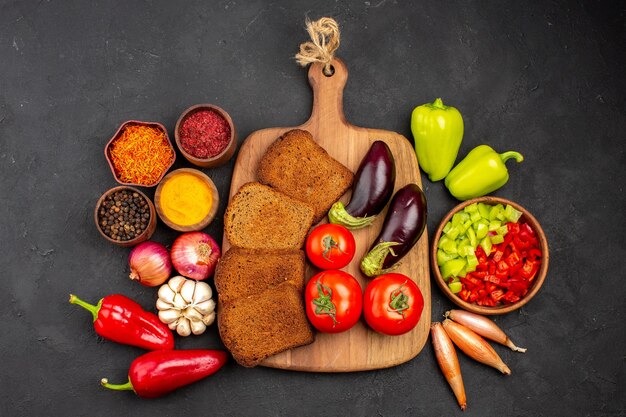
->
[363,273,424,336]
[305,270,362,333]
[305,224,356,270]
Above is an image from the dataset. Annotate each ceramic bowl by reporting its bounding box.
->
[174,104,236,168]
[154,168,219,232]
[94,186,157,247]
[104,120,176,187]
[431,196,549,315]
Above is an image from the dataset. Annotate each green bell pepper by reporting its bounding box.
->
[444,145,524,201]
[411,98,464,182]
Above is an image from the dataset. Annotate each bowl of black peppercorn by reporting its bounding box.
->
[94,186,157,247]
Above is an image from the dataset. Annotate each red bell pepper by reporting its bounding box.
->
[101,349,228,398]
[69,294,174,351]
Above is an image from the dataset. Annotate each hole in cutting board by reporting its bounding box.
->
[323,65,335,77]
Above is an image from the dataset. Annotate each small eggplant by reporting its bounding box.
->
[328,140,396,229]
[360,183,427,277]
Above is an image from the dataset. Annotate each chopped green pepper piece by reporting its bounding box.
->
[458,244,475,257]
[466,253,479,271]
[448,281,463,294]
[467,227,477,247]
[476,222,489,239]
[488,220,502,232]
[437,249,457,266]
[441,259,467,278]
[444,224,460,240]
[441,239,458,254]
[490,234,504,244]
[480,236,493,255]
[461,219,473,233]
[464,203,478,214]
[489,204,503,221]
[505,204,523,222]
[478,203,491,219]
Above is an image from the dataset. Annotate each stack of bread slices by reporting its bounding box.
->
[216,129,353,367]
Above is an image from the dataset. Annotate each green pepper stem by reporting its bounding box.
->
[499,151,524,164]
[432,98,445,109]
[100,378,134,392]
[68,294,101,322]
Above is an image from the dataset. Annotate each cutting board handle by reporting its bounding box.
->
[305,57,349,129]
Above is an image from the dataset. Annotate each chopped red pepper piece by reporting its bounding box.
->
[472,270,487,279]
[506,252,521,266]
[507,222,520,234]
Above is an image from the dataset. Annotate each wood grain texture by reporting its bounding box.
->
[222,58,431,372]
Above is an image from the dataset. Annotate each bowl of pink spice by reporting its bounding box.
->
[174,104,237,168]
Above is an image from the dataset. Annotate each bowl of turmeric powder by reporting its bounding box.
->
[105,120,176,187]
[154,168,219,232]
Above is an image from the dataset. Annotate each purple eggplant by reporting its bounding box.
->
[328,141,396,229]
[360,183,427,277]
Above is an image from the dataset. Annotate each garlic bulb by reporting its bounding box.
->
[156,276,216,336]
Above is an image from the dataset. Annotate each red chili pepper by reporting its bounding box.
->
[101,349,228,398]
[69,294,174,351]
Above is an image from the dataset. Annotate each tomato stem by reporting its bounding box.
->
[388,281,410,318]
[312,279,338,325]
[321,235,345,262]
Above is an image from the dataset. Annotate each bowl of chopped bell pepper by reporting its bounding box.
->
[431,196,549,315]
[105,120,176,187]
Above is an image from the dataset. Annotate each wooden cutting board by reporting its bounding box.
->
[222,58,431,372]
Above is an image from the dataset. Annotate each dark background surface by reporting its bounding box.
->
[1,0,624,416]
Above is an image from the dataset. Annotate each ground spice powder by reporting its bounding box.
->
[159,172,212,226]
[179,110,231,159]
[109,124,175,186]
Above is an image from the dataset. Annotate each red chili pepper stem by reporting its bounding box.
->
[100,378,135,393]
[69,294,102,322]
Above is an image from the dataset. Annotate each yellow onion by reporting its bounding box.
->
[445,309,527,353]
[442,318,511,375]
[431,322,467,411]
[128,241,172,287]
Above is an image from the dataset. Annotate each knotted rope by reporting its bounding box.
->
[295,17,341,75]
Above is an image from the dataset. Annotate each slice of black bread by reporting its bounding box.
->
[218,282,315,367]
[224,182,314,249]
[214,247,305,304]
[257,129,354,223]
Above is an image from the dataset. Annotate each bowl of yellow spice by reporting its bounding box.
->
[154,168,219,232]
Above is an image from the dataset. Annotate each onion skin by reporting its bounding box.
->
[442,319,511,375]
[171,232,221,281]
[445,310,527,353]
[128,241,172,287]
[431,322,467,411]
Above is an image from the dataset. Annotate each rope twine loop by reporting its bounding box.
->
[295,17,340,75]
